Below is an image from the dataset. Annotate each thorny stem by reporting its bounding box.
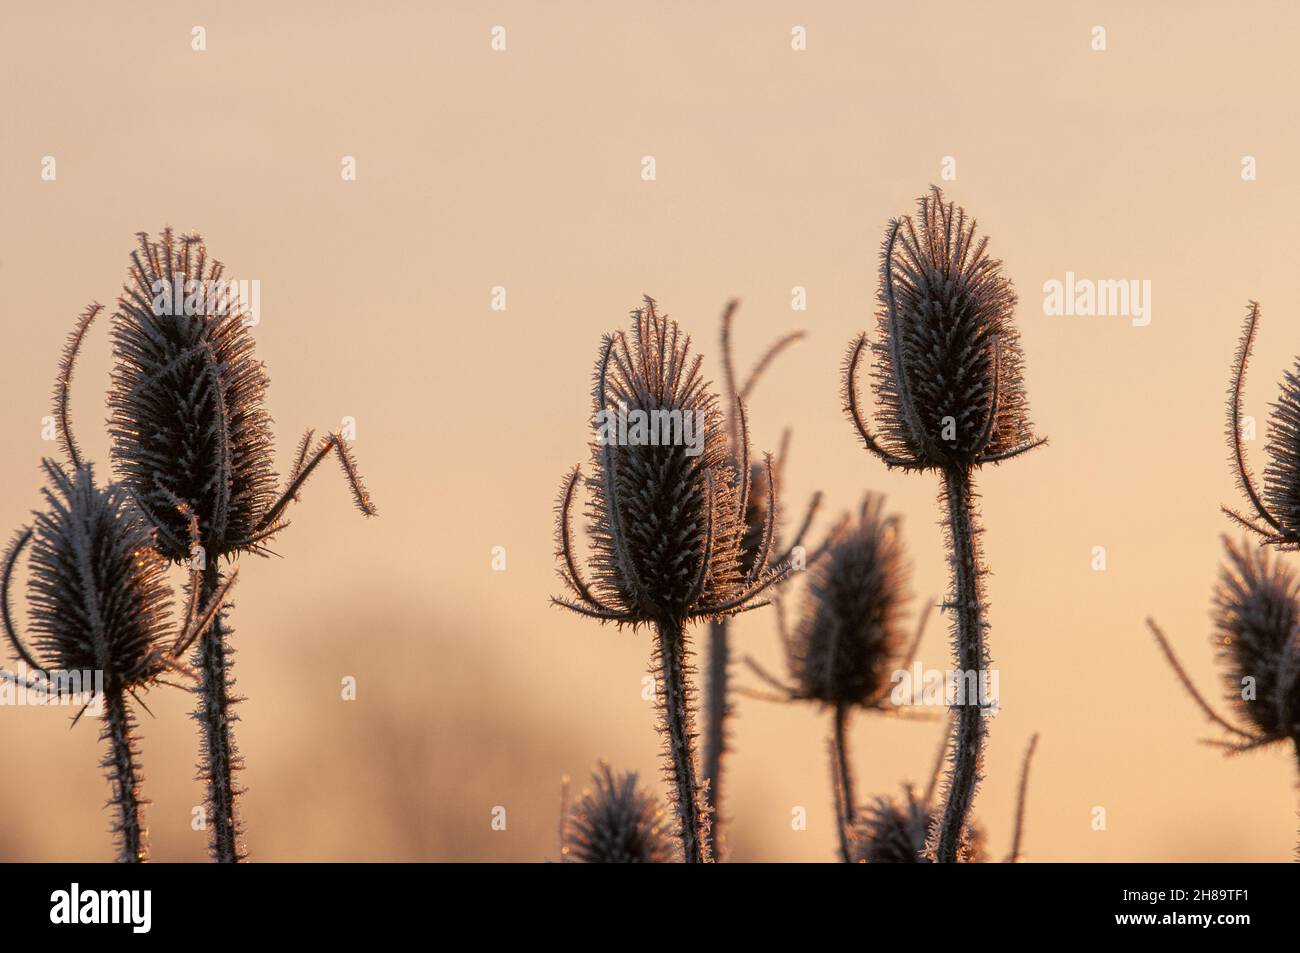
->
[195,562,243,863]
[702,617,729,856]
[833,702,856,863]
[655,617,710,863]
[103,685,146,863]
[935,465,989,863]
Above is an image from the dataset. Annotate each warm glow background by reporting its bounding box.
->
[1,1,1298,862]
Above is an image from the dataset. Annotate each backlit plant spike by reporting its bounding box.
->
[552,297,791,862]
[1148,536,1300,767]
[562,763,676,863]
[743,494,931,861]
[702,299,819,857]
[107,229,375,862]
[843,187,1044,862]
[852,727,1039,863]
[1,309,235,862]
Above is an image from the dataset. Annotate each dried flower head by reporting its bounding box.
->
[4,463,173,688]
[845,186,1043,472]
[563,763,676,864]
[553,297,786,626]
[552,297,791,864]
[1149,536,1300,757]
[1213,537,1300,742]
[108,229,374,562]
[852,786,987,863]
[787,495,914,709]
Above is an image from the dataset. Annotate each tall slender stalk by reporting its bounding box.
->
[102,685,146,863]
[701,618,729,842]
[656,618,707,863]
[700,300,807,855]
[935,466,989,861]
[832,702,855,863]
[843,188,1043,862]
[195,563,242,863]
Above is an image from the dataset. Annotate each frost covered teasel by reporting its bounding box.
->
[107,228,376,862]
[843,187,1045,863]
[551,297,793,862]
[2,305,235,863]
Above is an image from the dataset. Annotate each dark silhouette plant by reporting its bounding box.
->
[743,494,931,861]
[552,297,790,862]
[843,187,1044,861]
[702,299,819,857]
[1,306,235,862]
[853,728,1038,863]
[561,763,676,863]
[107,229,376,862]
[1148,537,1300,766]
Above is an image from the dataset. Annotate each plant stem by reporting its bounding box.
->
[195,562,243,863]
[655,617,709,863]
[702,616,729,855]
[935,465,989,863]
[102,684,146,863]
[832,701,855,863]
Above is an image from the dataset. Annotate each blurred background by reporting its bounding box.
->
[1,0,1298,861]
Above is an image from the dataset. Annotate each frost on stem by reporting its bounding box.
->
[552,297,791,861]
[106,229,375,862]
[843,188,1044,862]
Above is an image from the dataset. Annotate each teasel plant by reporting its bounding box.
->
[1147,537,1300,775]
[107,229,377,862]
[742,494,933,862]
[702,299,821,856]
[559,762,677,863]
[0,305,236,862]
[551,297,793,863]
[843,186,1045,862]
[852,725,1039,863]
[1224,301,1300,549]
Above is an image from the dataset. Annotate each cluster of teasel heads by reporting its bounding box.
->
[553,187,1046,862]
[1148,301,1300,851]
[1,230,375,863]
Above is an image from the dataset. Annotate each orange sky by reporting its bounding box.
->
[1,0,1299,861]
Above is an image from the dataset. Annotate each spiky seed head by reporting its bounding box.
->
[790,495,910,708]
[563,763,677,863]
[108,229,278,561]
[852,786,987,863]
[1212,537,1300,739]
[871,186,1035,469]
[582,298,747,623]
[21,463,174,689]
[1263,365,1300,539]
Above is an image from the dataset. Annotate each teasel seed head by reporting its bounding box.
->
[3,462,174,689]
[553,297,788,627]
[562,763,677,863]
[108,230,376,563]
[108,229,278,561]
[787,495,912,709]
[845,186,1044,472]
[851,785,986,863]
[1213,536,1300,741]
